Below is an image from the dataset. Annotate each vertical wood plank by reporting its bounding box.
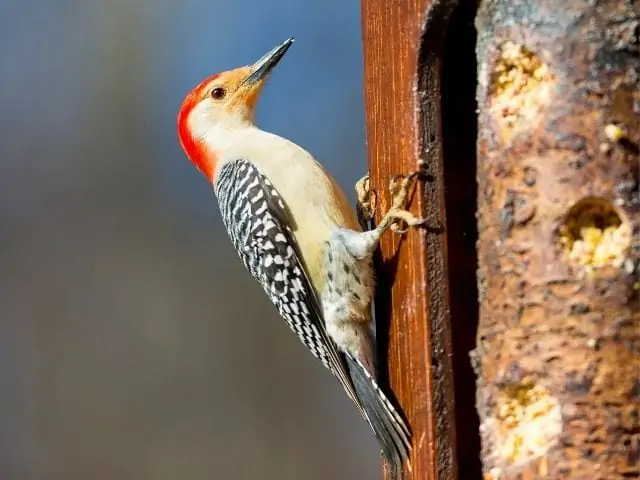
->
[360,1,476,479]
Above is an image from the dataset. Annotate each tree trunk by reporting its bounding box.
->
[474,0,639,478]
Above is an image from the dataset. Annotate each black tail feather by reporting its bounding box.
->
[344,354,411,479]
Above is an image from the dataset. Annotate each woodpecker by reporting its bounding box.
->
[177,37,425,478]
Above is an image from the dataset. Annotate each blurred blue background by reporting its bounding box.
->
[0,0,376,478]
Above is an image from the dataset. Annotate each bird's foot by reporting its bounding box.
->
[355,174,377,229]
[377,171,427,235]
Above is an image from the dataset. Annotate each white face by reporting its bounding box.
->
[188,96,248,143]
[178,38,293,178]
[187,69,263,147]
[190,75,255,129]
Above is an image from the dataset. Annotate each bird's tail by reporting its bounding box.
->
[344,354,411,479]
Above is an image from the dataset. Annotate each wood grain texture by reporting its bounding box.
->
[361,1,479,479]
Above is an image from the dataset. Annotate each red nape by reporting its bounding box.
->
[176,74,220,181]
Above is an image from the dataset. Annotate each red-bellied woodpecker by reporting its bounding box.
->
[177,37,426,478]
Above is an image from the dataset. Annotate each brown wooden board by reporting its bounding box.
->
[361,1,482,479]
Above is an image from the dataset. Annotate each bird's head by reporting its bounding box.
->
[177,37,294,181]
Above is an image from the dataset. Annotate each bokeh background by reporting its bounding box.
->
[0,0,376,478]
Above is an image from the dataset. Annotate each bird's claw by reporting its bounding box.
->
[390,213,428,234]
[379,170,427,235]
[355,174,377,227]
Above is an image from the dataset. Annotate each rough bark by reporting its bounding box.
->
[474,0,639,478]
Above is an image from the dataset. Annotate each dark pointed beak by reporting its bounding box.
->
[243,37,294,86]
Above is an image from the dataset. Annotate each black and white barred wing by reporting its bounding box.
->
[214,158,363,409]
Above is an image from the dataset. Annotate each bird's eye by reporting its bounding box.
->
[211,87,226,100]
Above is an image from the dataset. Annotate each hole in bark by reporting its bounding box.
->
[491,379,562,467]
[489,42,553,138]
[559,197,632,269]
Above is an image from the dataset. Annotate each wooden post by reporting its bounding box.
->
[475,1,639,479]
[361,1,481,479]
